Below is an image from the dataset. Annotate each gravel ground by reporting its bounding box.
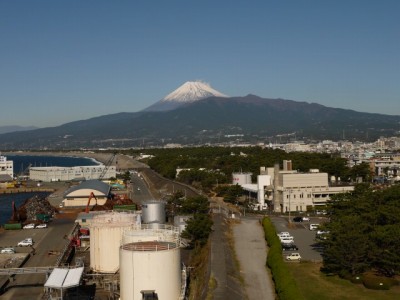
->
[233,217,275,300]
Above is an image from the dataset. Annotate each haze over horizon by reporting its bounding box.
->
[1,1,399,128]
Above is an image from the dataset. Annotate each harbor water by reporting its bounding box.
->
[1,155,99,225]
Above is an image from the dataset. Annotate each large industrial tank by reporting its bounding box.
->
[119,225,181,300]
[232,172,252,185]
[122,224,179,244]
[141,200,166,224]
[89,211,140,273]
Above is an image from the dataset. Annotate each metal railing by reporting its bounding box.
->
[0,267,53,276]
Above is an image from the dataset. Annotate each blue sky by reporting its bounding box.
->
[1,1,399,127]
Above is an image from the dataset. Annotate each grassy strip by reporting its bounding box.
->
[262,217,305,300]
[288,262,400,300]
[187,241,211,300]
[206,276,217,300]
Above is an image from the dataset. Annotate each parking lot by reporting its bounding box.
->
[0,216,76,299]
[270,215,328,262]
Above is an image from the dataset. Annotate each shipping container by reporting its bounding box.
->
[113,204,136,211]
[4,223,22,230]
[36,214,50,222]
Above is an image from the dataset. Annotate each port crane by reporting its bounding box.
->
[98,152,117,180]
[85,152,116,213]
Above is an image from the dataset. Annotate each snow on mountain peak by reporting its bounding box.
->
[162,81,228,103]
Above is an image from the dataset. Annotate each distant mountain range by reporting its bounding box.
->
[0,126,37,135]
[0,81,399,149]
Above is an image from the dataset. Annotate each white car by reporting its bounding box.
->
[286,253,301,261]
[280,236,294,244]
[1,248,16,254]
[309,224,319,231]
[302,217,310,222]
[18,238,33,246]
[317,230,329,235]
[23,223,35,229]
[277,232,291,238]
[36,223,48,229]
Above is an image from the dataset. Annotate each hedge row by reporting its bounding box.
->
[262,217,305,300]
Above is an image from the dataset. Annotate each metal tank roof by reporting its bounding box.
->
[63,179,111,197]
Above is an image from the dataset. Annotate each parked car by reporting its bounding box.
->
[277,232,291,238]
[309,224,319,230]
[36,223,48,229]
[292,216,303,222]
[286,253,301,261]
[1,248,16,254]
[316,230,330,240]
[317,230,329,235]
[23,223,35,229]
[282,244,299,251]
[18,238,33,246]
[302,216,310,221]
[280,236,294,244]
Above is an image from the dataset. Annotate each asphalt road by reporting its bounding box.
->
[128,171,155,203]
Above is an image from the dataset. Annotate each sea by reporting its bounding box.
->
[0,154,99,225]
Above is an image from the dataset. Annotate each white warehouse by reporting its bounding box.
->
[29,165,116,182]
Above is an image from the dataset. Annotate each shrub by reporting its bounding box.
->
[362,274,398,290]
[262,217,305,300]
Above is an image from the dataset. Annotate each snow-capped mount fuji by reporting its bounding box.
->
[144,81,228,112]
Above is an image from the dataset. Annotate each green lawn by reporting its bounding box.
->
[287,262,400,300]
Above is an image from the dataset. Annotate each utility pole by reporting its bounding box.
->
[288,189,291,223]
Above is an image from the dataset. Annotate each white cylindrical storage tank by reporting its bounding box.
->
[122,224,180,244]
[89,211,140,273]
[120,226,181,300]
[232,172,252,185]
[141,200,166,224]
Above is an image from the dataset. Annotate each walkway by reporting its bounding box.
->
[233,217,275,300]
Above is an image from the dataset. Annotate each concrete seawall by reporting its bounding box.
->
[0,188,55,194]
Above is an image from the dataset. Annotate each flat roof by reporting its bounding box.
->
[44,267,84,289]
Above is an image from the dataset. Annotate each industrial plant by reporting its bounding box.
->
[43,199,187,300]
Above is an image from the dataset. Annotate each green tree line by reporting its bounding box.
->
[127,146,371,186]
[321,184,400,278]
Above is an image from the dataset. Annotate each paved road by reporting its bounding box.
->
[233,217,275,300]
[210,214,244,300]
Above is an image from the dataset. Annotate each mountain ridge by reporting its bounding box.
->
[0,94,399,149]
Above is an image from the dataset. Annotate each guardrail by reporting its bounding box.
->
[0,267,53,276]
[54,222,79,267]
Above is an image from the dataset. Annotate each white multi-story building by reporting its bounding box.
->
[269,161,354,213]
[0,154,13,177]
[235,160,354,212]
